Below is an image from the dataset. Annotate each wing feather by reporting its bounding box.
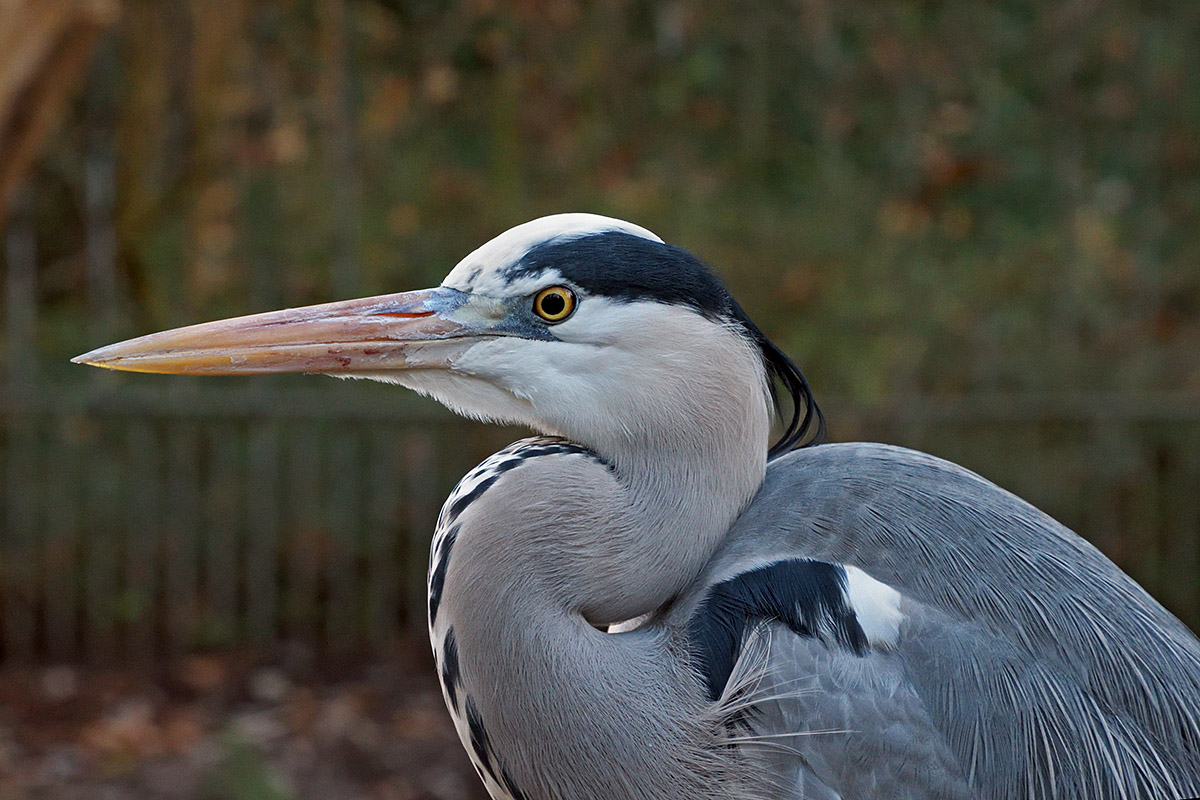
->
[684,442,1200,799]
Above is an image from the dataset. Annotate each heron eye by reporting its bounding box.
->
[532,286,576,322]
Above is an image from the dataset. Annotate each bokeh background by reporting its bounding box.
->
[2,0,1199,798]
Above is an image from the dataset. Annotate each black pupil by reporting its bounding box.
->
[540,292,566,317]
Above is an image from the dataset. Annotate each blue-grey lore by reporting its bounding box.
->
[74,214,1200,799]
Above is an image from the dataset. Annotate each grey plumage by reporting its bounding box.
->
[430,437,1200,800]
[681,442,1200,798]
[73,213,1200,800]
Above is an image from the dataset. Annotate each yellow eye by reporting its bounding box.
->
[532,286,577,322]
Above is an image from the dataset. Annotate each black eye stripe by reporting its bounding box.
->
[510,231,731,318]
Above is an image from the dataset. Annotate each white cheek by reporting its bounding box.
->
[453,339,564,403]
[452,337,614,434]
[377,365,540,428]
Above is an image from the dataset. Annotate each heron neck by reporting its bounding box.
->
[566,378,771,622]
[613,443,760,601]
[433,379,771,797]
[443,593,757,800]
[434,435,769,798]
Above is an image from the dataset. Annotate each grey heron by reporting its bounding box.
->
[75,214,1200,799]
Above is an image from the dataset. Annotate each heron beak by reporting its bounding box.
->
[71,287,476,375]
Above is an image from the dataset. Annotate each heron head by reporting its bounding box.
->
[74,214,821,456]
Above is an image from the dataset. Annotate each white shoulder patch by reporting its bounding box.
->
[843,566,905,649]
[443,213,662,294]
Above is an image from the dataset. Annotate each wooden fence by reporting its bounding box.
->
[2,378,1198,664]
[0,378,532,663]
[2,180,1199,662]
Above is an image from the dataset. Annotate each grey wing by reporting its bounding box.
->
[687,442,1200,799]
[720,621,976,800]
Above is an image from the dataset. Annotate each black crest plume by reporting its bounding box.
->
[728,298,824,457]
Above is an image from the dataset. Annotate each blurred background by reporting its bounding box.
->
[1,0,1198,797]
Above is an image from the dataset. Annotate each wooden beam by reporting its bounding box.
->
[0,0,118,224]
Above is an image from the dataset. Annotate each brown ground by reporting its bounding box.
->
[0,638,489,800]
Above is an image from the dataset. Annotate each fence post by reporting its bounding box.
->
[245,419,281,647]
[365,428,401,649]
[124,419,160,661]
[204,423,243,648]
[43,419,81,661]
[164,416,200,658]
[326,427,362,652]
[403,429,439,633]
[284,426,322,644]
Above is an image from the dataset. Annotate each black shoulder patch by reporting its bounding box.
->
[510,231,735,318]
[688,559,868,701]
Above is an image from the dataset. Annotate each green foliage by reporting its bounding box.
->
[14,0,1198,400]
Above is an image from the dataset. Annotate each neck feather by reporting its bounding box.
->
[435,443,768,800]
[570,323,772,619]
